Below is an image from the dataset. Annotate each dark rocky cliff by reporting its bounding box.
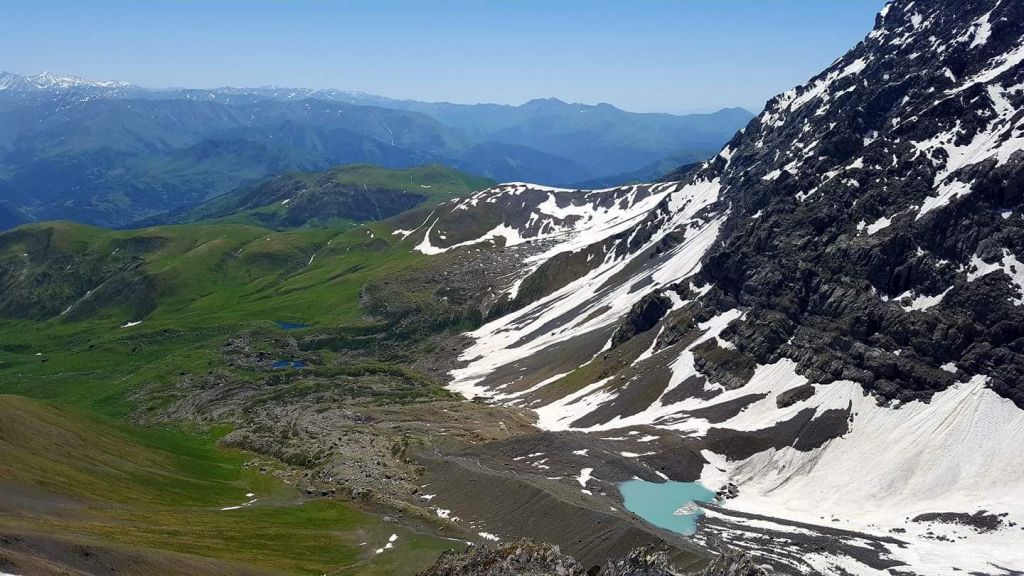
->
[676,0,1024,407]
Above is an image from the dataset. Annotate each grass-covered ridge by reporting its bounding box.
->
[0,216,484,410]
[0,219,413,325]
[163,163,495,230]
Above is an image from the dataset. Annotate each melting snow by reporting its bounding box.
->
[917,180,973,218]
[866,215,893,235]
[448,178,724,400]
[705,377,1024,576]
[220,494,258,511]
[967,250,1024,304]
[893,287,952,311]
[374,533,399,554]
[968,11,992,48]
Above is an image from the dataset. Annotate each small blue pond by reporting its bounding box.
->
[272,360,306,369]
[275,321,309,330]
[619,480,716,535]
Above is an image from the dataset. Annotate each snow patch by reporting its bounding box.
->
[865,215,893,235]
[708,377,1024,576]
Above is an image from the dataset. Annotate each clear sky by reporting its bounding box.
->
[3,0,885,113]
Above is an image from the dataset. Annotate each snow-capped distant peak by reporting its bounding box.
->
[0,71,132,92]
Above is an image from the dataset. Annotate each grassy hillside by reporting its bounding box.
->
[164,164,494,230]
[0,395,455,575]
[1,221,397,323]
[0,217,474,412]
[0,217,486,574]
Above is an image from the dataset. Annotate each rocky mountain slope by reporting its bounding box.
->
[397,0,1024,573]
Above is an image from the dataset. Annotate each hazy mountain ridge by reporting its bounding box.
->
[572,152,713,189]
[0,72,750,229]
[0,70,132,94]
[0,199,28,229]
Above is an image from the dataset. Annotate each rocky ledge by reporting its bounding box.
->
[417,540,771,576]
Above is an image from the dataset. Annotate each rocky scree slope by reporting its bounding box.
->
[417,540,769,576]
[400,0,1024,574]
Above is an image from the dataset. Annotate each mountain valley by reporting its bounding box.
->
[1,1,1023,575]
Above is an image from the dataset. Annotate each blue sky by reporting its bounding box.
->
[3,0,885,113]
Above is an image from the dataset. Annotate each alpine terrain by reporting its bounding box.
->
[0,1,1022,575]
[394,0,1024,573]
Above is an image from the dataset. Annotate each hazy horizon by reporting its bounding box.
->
[1,68,757,115]
[3,0,885,114]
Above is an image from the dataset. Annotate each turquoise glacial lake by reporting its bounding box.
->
[619,480,717,535]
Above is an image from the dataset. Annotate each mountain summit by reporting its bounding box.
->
[0,70,132,92]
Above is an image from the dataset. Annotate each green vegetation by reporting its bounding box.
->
[1,220,408,324]
[169,164,495,230]
[0,395,455,575]
[0,215,477,574]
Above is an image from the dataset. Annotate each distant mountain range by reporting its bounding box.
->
[0,71,752,229]
[0,71,132,92]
